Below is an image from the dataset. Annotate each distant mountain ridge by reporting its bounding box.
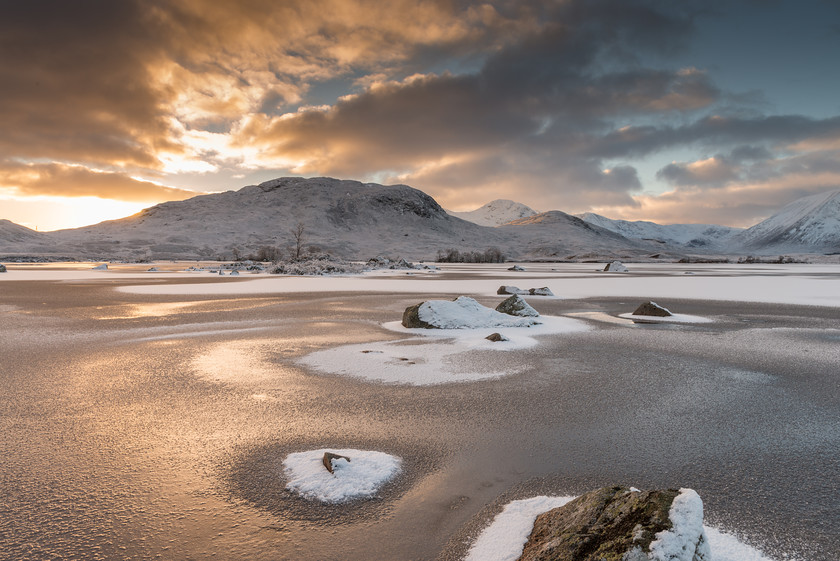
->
[1,179,838,260]
[448,199,538,226]
[577,213,743,251]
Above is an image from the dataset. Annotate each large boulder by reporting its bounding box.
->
[632,302,672,317]
[517,486,710,561]
[496,294,540,317]
[402,296,540,329]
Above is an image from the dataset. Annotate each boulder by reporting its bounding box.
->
[496,294,540,317]
[632,302,672,317]
[517,486,710,561]
[508,265,526,271]
[322,452,351,474]
[528,287,554,296]
[0,264,6,273]
[486,332,509,342]
[498,285,528,295]
[92,263,108,270]
[402,303,435,328]
[604,261,628,272]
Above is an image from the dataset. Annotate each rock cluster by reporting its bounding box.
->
[517,486,710,561]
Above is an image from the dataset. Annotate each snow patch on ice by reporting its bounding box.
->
[283,448,401,503]
[467,494,782,561]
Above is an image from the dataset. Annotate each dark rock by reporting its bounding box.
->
[517,486,696,561]
[486,332,509,342]
[528,287,554,296]
[508,265,526,271]
[0,264,6,273]
[322,452,351,474]
[498,285,527,295]
[495,294,539,317]
[632,301,672,317]
[402,303,434,328]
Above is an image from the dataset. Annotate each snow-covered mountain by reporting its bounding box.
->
[448,199,538,227]
[0,177,653,261]
[578,213,742,251]
[733,189,840,254]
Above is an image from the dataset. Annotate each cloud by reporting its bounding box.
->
[0,161,200,202]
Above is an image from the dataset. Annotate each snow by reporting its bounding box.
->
[298,315,589,385]
[283,448,401,503]
[113,263,840,308]
[467,493,781,561]
[579,212,742,250]
[416,296,540,328]
[448,199,538,227]
[649,488,711,561]
[464,496,575,561]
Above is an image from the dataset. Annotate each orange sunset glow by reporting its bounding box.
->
[2,0,839,230]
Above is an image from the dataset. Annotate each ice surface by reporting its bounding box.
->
[283,448,401,503]
[468,494,781,561]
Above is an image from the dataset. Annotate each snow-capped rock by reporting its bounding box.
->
[402,296,541,329]
[497,285,529,295]
[604,260,629,272]
[733,189,840,253]
[91,263,108,270]
[283,448,401,503]
[448,199,538,227]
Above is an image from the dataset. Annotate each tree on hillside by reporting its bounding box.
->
[291,222,305,261]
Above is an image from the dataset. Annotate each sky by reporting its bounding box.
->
[1,0,839,231]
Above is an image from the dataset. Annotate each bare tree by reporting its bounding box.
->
[291,222,305,261]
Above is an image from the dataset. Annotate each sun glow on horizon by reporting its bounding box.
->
[1,195,156,231]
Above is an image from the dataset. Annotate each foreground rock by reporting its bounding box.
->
[402,296,541,329]
[517,486,710,561]
[604,261,628,272]
[632,302,672,317]
[322,452,351,474]
[495,294,540,317]
[486,332,509,342]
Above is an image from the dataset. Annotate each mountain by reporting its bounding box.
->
[500,211,664,260]
[448,199,538,226]
[578,213,742,251]
[732,189,840,254]
[0,177,657,261]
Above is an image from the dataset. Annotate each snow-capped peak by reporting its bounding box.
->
[734,189,840,253]
[448,199,538,227]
